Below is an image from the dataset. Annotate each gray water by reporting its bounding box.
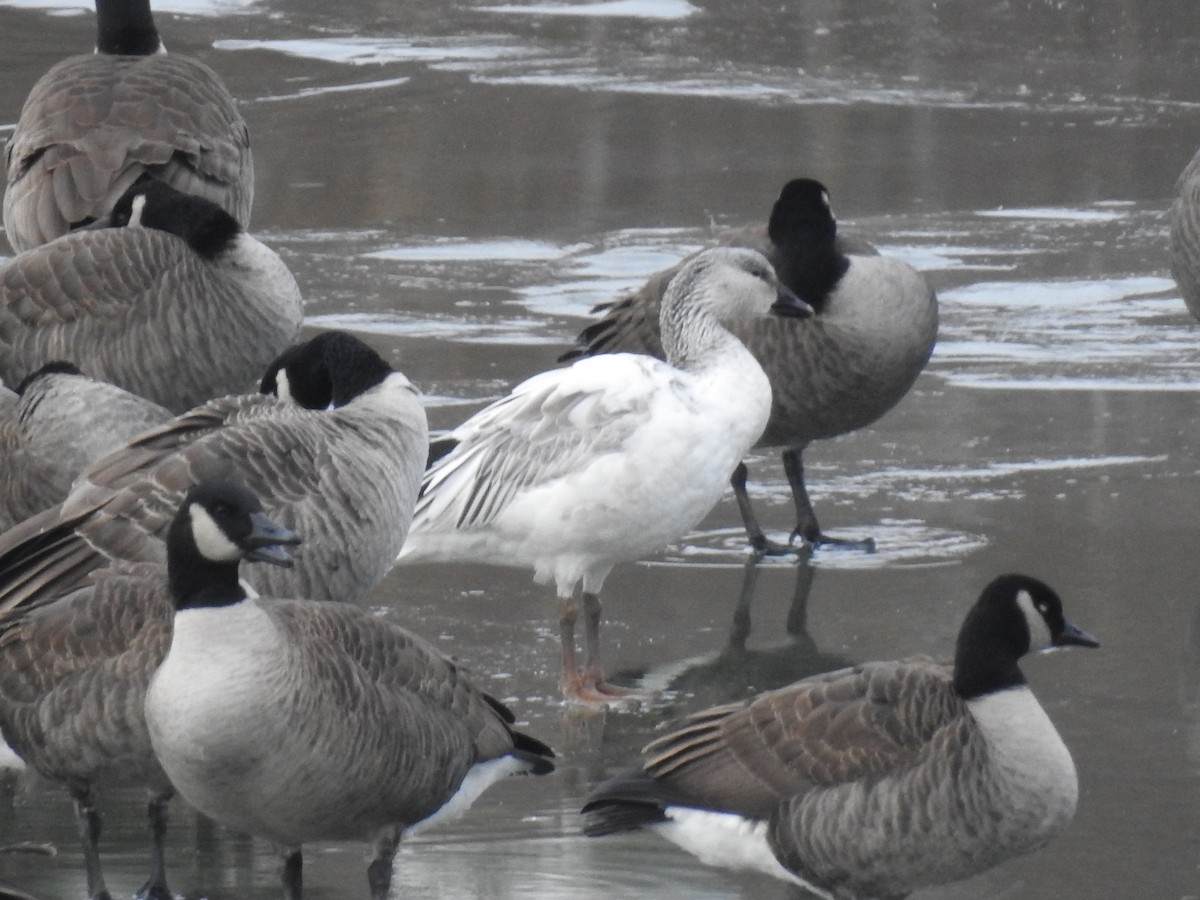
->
[0,0,1198,897]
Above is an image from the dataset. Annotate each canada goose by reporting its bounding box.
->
[560,178,938,553]
[145,481,555,900]
[0,178,301,413]
[3,0,252,253]
[0,330,427,613]
[0,334,426,898]
[582,574,1098,899]
[399,247,812,702]
[0,361,172,531]
[1170,147,1200,321]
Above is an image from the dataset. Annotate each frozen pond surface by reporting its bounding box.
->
[1,0,1200,897]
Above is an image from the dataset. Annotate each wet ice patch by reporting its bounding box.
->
[307,311,566,346]
[215,36,530,66]
[976,206,1129,222]
[478,0,699,18]
[254,76,411,103]
[364,239,566,262]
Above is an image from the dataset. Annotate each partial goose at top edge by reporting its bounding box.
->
[582,574,1098,899]
[145,480,555,900]
[398,247,812,703]
[561,177,939,554]
[0,177,302,413]
[3,0,252,253]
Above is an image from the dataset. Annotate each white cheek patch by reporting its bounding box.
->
[128,193,148,227]
[190,504,242,562]
[1016,590,1053,652]
[274,369,294,403]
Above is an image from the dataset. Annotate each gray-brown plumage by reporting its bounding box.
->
[1170,147,1200,321]
[145,481,554,900]
[0,331,427,614]
[583,575,1098,899]
[0,178,301,413]
[0,362,172,531]
[0,334,428,899]
[0,562,174,900]
[3,0,252,253]
[561,178,938,552]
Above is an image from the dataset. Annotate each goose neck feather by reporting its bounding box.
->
[95,0,161,56]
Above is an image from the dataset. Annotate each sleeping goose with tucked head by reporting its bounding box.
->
[145,481,555,900]
[0,362,172,531]
[561,178,938,553]
[399,247,812,702]
[0,330,426,615]
[3,0,252,253]
[582,574,1098,898]
[0,177,302,413]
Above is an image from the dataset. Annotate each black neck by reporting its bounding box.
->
[166,523,246,611]
[952,600,1029,700]
[95,0,160,56]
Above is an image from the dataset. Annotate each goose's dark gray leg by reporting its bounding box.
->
[136,793,173,900]
[782,448,875,551]
[730,462,794,555]
[72,788,112,900]
[367,829,399,900]
[281,848,302,900]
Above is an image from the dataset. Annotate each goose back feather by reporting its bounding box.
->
[3,0,252,253]
[0,179,301,412]
[1170,146,1200,321]
[0,363,172,530]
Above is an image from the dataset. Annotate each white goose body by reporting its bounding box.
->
[404,346,770,590]
[399,248,810,700]
[3,0,252,253]
[583,575,1098,899]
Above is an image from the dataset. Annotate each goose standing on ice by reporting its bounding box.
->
[561,178,938,553]
[0,178,301,412]
[399,247,812,702]
[583,574,1098,898]
[0,362,172,530]
[3,0,252,253]
[0,334,427,898]
[145,481,555,900]
[0,330,426,613]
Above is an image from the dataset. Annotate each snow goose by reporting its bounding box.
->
[0,362,172,531]
[0,178,301,413]
[561,178,938,553]
[0,330,427,612]
[1170,147,1200,321]
[582,574,1098,898]
[399,247,812,702]
[3,0,252,253]
[145,481,555,900]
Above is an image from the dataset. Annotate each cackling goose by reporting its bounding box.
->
[561,178,938,553]
[145,481,555,900]
[3,0,252,253]
[398,247,812,702]
[582,574,1098,899]
[0,334,426,898]
[0,362,172,531]
[0,178,302,413]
